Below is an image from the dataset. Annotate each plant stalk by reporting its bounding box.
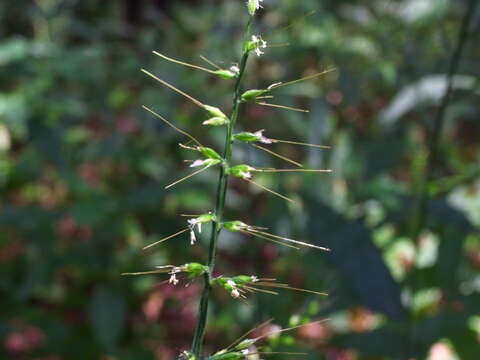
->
[409,0,478,242]
[191,16,253,357]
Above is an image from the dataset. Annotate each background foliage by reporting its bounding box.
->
[1,0,479,359]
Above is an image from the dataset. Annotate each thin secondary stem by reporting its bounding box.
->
[191,15,254,357]
[410,0,477,242]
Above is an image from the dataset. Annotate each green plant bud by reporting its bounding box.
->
[203,159,222,167]
[234,338,257,350]
[185,263,209,277]
[196,213,216,224]
[213,69,237,79]
[199,147,223,161]
[222,221,247,232]
[204,105,228,119]
[203,117,230,126]
[232,275,253,285]
[233,131,262,143]
[246,40,258,52]
[213,349,228,356]
[211,277,228,287]
[227,164,255,179]
[241,89,268,101]
[208,352,242,360]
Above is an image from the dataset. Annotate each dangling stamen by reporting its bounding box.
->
[256,102,310,113]
[243,177,295,203]
[142,105,203,146]
[251,143,303,168]
[153,51,218,74]
[142,228,190,250]
[165,165,214,189]
[141,69,205,108]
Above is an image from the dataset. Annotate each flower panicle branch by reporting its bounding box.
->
[208,318,330,359]
[142,213,215,250]
[121,262,209,286]
[211,275,328,300]
[223,220,330,252]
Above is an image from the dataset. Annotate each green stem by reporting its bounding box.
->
[191,16,253,358]
[409,0,478,243]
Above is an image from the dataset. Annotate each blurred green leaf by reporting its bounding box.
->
[306,196,406,320]
[89,286,127,352]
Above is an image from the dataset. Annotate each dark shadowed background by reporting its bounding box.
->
[1,0,479,359]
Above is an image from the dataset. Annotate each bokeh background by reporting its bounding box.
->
[1,0,479,359]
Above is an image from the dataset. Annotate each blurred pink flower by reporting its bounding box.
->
[429,343,456,360]
[4,326,45,354]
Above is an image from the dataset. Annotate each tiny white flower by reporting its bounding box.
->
[241,349,250,355]
[169,273,179,285]
[190,159,207,168]
[230,65,240,74]
[227,279,240,298]
[239,171,252,179]
[251,35,267,57]
[250,276,259,282]
[190,229,197,245]
[253,130,272,144]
